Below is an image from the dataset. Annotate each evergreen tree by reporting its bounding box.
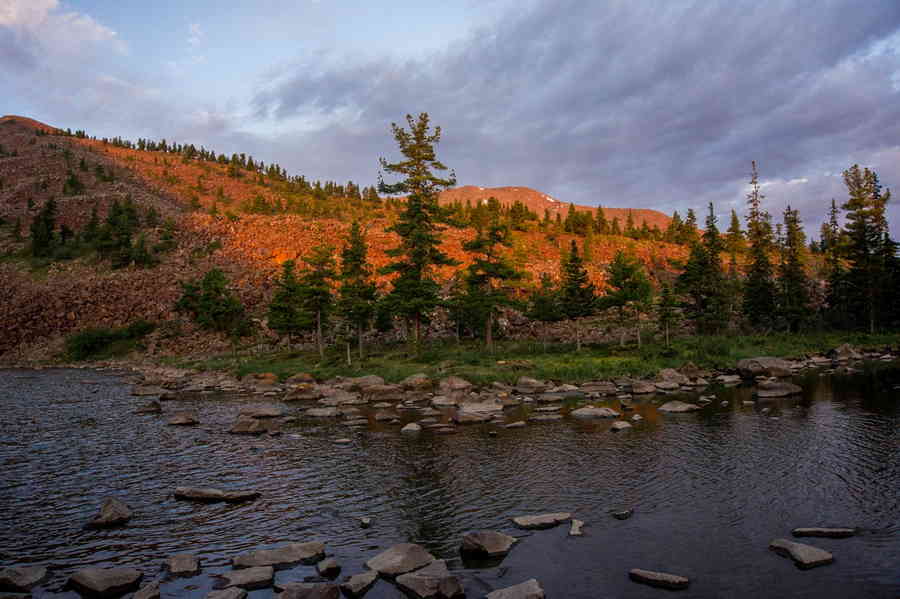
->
[598,250,653,346]
[595,206,608,234]
[680,209,700,245]
[298,244,337,358]
[742,161,777,331]
[268,260,305,344]
[175,269,249,337]
[724,209,746,254]
[665,210,683,243]
[559,240,595,350]
[82,205,100,245]
[656,282,679,348]
[29,198,57,257]
[528,273,564,323]
[378,113,458,348]
[677,203,728,334]
[777,206,810,332]
[337,222,377,360]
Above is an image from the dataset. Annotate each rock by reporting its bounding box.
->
[132,385,165,396]
[285,372,316,385]
[570,406,619,419]
[206,588,246,599]
[395,560,462,599]
[828,343,862,362]
[737,357,794,378]
[238,406,283,419]
[316,558,341,579]
[277,582,340,599]
[678,362,706,379]
[631,381,656,394]
[756,381,802,398]
[167,554,200,576]
[174,487,260,503]
[341,375,385,391]
[340,571,378,598]
[631,414,643,422]
[134,580,161,599]
[363,384,404,401]
[504,421,526,429]
[333,438,352,445]
[580,381,617,395]
[460,531,517,557]
[569,519,585,536]
[439,376,473,396]
[514,376,548,394]
[511,512,571,529]
[284,384,327,401]
[0,566,49,592]
[769,538,834,569]
[612,508,633,520]
[134,400,162,414]
[791,527,855,538]
[430,396,458,407]
[716,374,742,385]
[168,410,198,426]
[214,566,274,590]
[229,416,267,435]
[658,401,702,413]
[233,542,325,569]
[365,543,435,577]
[610,420,632,432]
[401,422,422,434]
[486,578,544,599]
[68,567,143,598]
[305,407,339,418]
[401,373,432,389]
[86,497,132,529]
[360,517,372,528]
[656,368,689,385]
[628,568,690,590]
[654,381,681,391]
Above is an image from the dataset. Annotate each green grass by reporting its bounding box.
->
[167,331,898,384]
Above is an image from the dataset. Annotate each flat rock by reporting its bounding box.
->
[306,407,339,418]
[174,487,260,503]
[0,566,49,592]
[276,582,339,599]
[167,411,198,426]
[401,422,422,434]
[505,421,526,429]
[580,381,617,395]
[214,566,274,590]
[654,381,681,391]
[401,373,432,389]
[206,588,246,599]
[631,381,656,394]
[756,381,802,398]
[365,543,435,577]
[570,406,619,419]
[68,567,143,598]
[132,385,165,396]
[792,527,855,538]
[316,558,340,578]
[610,420,632,432]
[737,357,793,378]
[716,374,742,384]
[512,512,571,529]
[229,416,267,435]
[569,519,585,536]
[233,542,325,569]
[486,578,544,599]
[87,497,132,529]
[134,400,162,414]
[167,554,200,576]
[395,560,462,599]
[134,580,161,599]
[769,538,834,569]
[629,568,690,590]
[340,571,378,598]
[658,400,702,413]
[430,396,457,407]
[460,531,517,557]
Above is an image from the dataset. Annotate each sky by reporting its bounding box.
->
[3,0,900,236]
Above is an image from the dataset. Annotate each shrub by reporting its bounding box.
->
[64,320,155,360]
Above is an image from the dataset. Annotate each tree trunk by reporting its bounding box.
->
[346,341,351,366]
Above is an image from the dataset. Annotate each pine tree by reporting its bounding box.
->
[528,273,564,323]
[268,260,305,344]
[677,203,728,334]
[82,205,100,244]
[680,209,700,245]
[175,269,249,337]
[337,222,377,361]
[598,250,653,346]
[656,282,679,348]
[595,206,608,234]
[777,206,810,332]
[665,211,683,243]
[298,244,337,358]
[724,209,745,254]
[742,161,777,331]
[29,198,57,257]
[378,113,458,348]
[559,240,595,350]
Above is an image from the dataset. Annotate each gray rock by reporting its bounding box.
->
[360,516,372,528]
[365,543,435,577]
[276,582,339,599]
[610,420,632,432]
[658,401,702,413]
[174,487,260,503]
[229,416,267,435]
[791,527,855,538]
[316,558,340,578]
[206,588,246,599]
[460,531,517,557]
[737,357,793,378]
[134,580,161,599]
[570,406,619,419]
[756,381,802,398]
[656,368,690,385]
[233,542,325,569]
[306,407,339,418]
[395,560,462,599]
[631,381,656,394]
[167,554,200,576]
[504,421,526,429]
[135,400,162,414]
[214,566,274,590]
[87,497,132,529]
[68,567,143,598]
[612,508,633,520]
[828,343,862,362]
[485,578,544,599]
[340,571,378,598]
[0,566,49,592]
[628,568,690,590]
[511,512,571,529]
[569,519,585,536]
[769,538,834,569]
[401,373,432,389]
[168,411,198,426]
[401,422,422,434]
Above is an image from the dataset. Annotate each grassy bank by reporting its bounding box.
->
[166,331,899,385]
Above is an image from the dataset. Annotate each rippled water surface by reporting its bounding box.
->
[1,366,899,598]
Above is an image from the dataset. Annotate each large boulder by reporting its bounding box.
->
[68,567,143,598]
[769,538,834,569]
[460,531,517,557]
[214,566,274,590]
[736,357,794,378]
[232,542,325,569]
[570,406,619,419]
[486,578,544,599]
[395,560,462,599]
[174,487,260,503]
[365,543,435,577]
[628,568,690,590]
[86,497,132,529]
[656,368,689,385]
[401,373,432,390]
[439,376,473,397]
[511,512,571,529]
[340,571,378,598]
[658,401,702,413]
[755,381,802,398]
[828,343,862,362]
[0,566,49,592]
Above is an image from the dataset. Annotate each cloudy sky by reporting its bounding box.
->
[4,0,900,235]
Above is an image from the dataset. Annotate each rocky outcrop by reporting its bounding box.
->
[340,571,378,598]
[0,565,49,592]
[628,568,690,590]
[174,487,260,503]
[485,578,544,599]
[232,542,325,569]
[460,531,517,557]
[769,538,834,568]
[86,497,132,529]
[511,512,571,529]
[395,560,463,599]
[68,567,143,598]
[657,401,702,413]
[365,543,435,577]
[570,406,619,419]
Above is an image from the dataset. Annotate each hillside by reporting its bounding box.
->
[0,115,688,360]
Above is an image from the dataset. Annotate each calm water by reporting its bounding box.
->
[1,366,898,598]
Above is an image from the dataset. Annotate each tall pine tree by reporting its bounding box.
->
[559,240,595,350]
[742,161,777,331]
[777,206,810,332]
[337,222,377,361]
[677,203,729,334]
[298,244,336,358]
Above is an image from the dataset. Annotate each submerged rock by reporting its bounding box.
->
[68,567,143,598]
[569,519,585,536]
[511,512,571,529]
[134,580,161,599]
[0,566,49,592]
[86,497,132,529]
[610,421,632,432]
[365,543,435,577]
[174,487,260,503]
[756,381,802,398]
[316,558,341,578]
[167,411,199,426]
[460,531,517,557]
[395,560,462,599]
[791,527,855,538]
[401,422,422,434]
[340,571,378,598]
[206,588,246,599]
[628,568,690,590]
[167,554,200,576]
[276,582,339,599]
[570,406,619,419]
[769,538,834,569]
[232,542,325,569]
[214,566,274,590]
[657,401,702,413]
[485,578,544,599]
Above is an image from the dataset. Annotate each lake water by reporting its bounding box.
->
[1,365,898,598]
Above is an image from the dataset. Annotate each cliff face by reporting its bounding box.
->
[0,116,687,359]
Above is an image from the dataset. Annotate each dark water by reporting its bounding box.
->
[1,366,899,598]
